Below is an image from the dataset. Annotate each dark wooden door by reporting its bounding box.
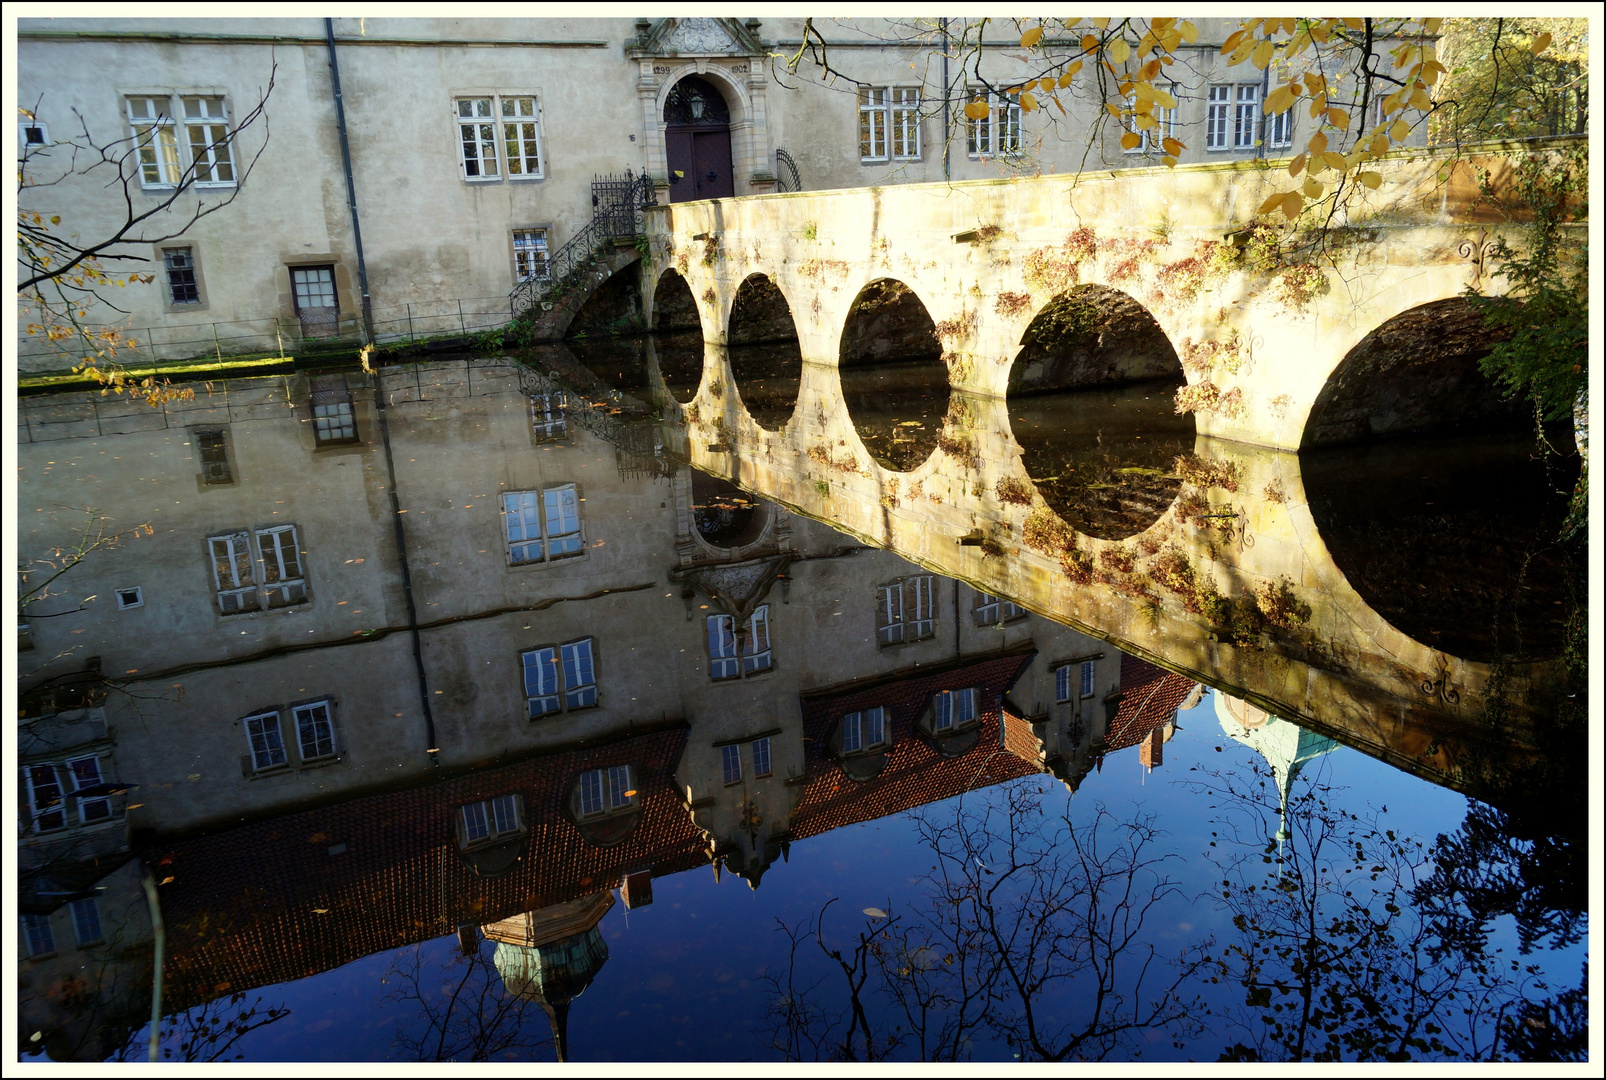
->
[666,125,733,202]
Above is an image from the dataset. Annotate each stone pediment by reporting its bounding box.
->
[632,17,763,58]
[673,554,791,622]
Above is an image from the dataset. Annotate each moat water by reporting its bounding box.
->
[15,342,1587,1063]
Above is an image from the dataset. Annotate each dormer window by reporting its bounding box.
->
[932,688,978,732]
[578,765,636,817]
[459,793,525,848]
[840,706,888,754]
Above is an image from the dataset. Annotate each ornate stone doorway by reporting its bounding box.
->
[664,76,734,202]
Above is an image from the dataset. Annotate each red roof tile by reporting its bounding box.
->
[1103,655,1196,754]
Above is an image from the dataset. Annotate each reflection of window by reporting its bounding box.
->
[196,429,232,484]
[974,591,1024,626]
[529,391,568,443]
[579,765,635,817]
[933,688,977,732]
[722,744,742,785]
[966,89,1021,158]
[310,376,357,445]
[24,755,119,833]
[753,736,772,778]
[708,605,772,679]
[504,485,583,565]
[294,700,337,761]
[841,706,887,753]
[24,913,55,957]
[243,711,288,771]
[524,638,597,717]
[1054,660,1098,703]
[460,793,525,846]
[877,576,935,646]
[164,248,200,304]
[71,898,103,946]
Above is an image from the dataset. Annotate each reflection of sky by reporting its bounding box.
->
[128,690,1582,1062]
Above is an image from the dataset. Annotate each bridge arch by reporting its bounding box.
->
[836,277,948,473]
[647,267,705,405]
[727,273,803,432]
[1005,284,1193,540]
[1299,296,1531,449]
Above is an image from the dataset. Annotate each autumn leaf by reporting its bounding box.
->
[1288,153,1307,177]
[1259,192,1286,215]
[964,101,990,120]
[1280,192,1304,219]
[1358,171,1382,189]
[1531,32,1552,55]
[1020,25,1044,48]
[1020,90,1038,112]
[1121,131,1142,150]
[1108,37,1130,64]
[1302,177,1324,199]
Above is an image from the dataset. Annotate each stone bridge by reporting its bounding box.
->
[568,140,1580,787]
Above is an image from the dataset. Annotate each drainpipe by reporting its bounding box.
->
[1256,63,1271,159]
[940,18,951,180]
[140,870,165,1062]
[325,18,375,343]
[374,376,440,761]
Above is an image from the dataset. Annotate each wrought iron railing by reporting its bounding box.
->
[775,148,801,193]
[515,362,671,479]
[509,171,657,318]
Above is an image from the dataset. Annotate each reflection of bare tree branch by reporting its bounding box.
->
[760,782,1206,1061]
[113,991,289,1062]
[382,938,556,1062]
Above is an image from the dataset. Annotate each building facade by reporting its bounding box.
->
[16,17,1424,368]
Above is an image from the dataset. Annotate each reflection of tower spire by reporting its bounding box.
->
[484,891,614,1062]
[1214,693,1336,851]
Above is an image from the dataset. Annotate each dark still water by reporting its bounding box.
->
[15,356,1587,1063]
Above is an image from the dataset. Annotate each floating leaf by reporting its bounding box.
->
[863,907,888,918]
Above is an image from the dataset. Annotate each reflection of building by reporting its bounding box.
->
[483,892,614,1062]
[17,360,1192,1057]
[1215,693,1337,841]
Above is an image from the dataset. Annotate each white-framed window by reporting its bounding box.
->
[530,390,568,443]
[24,764,67,833]
[1056,660,1097,701]
[841,706,888,754]
[966,89,1021,158]
[1206,84,1231,149]
[974,591,1025,626]
[243,711,288,771]
[933,688,978,732]
[722,743,743,785]
[1124,85,1178,155]
[181,96,235,185]
[67,755,112,824]
[707,604,772,680]
[459,792,524,846]
[23,913,55,958]
[858,86,921,163]
[1081,660,1096,698]
[208,525,309,614]
[257,525,307,607]
[523,638,597,718]
[503,485,583,566]
[578,765,635,817]
[752,736,773,778]
[196,429,232,485]
[70,898,103,946]
[1267,106,1294,149]
[1370,94,1388,131]
[127,95,183,187]
[877,576,936,646]
[164,248,200,304]
[513,228,550,283]
[454,94,544,182]
[19,119,49,150]
[293,700,337,761]
[1234,83,1261,148]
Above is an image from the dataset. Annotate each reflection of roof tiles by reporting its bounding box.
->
[1103,656,1196,754]
[154,725,700,1010]
[790,650,1041,841]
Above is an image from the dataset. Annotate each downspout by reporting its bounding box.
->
[1257,62,1271,159]
[325,18,375,342]
[940,18,951,180]
[140,870,166,1062]
[374,375,440,761]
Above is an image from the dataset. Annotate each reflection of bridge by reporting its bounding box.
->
[623,141,1581,784]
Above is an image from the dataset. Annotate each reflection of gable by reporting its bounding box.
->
[1103,654,1197,754]
[791,647,1041,840]
[151,723,698,1012]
